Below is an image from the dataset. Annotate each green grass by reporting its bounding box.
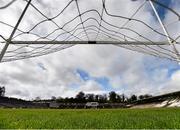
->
[0,108,180,129]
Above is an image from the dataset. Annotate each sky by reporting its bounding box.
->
[0,0,180,100]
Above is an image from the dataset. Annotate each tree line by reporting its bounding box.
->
[0,86,152,103]
[35,91,152,103]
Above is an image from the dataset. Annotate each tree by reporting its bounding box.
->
[35,96,41,101]
[85,94,95,102]
[121,94,126,103]
[76,91,85,103]
[98,94,107,103]
[0,86,5,97]
[64,97,70,103]
[56,97,64,103]
[68,97,75,103]
[109,91,117,103]
[143,94,152,99]
[51,96,56,101]
[139,95,144,100]
[138,94,152,100]
[131,95,137,101]
[116,94,122,103]
[128,95,137,102]
[95,95,99,102]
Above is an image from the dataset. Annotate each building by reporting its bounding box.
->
[85,102,99,108]
[49,101,59,108]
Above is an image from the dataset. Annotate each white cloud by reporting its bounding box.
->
[0,0,180,99]
[79,80,103,92]
[159,70,180,94]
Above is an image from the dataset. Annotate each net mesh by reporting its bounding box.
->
[0,0,180,62]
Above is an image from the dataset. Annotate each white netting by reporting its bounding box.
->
[0,0,180,62]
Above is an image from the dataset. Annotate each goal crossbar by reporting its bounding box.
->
[9,41,169,45]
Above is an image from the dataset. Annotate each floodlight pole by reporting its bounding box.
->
[149,0,180,62]
[0,0,31,62]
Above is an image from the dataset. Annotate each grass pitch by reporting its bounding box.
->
[0,108,180,129]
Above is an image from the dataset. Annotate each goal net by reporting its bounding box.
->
[0,0,180,62]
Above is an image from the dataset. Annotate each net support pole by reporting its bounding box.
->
[149,0,180,63]
[0,0,31,62]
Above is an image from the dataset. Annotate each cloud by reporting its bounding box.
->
[0,0,180,100]
[159,70,180,94]
[79,80,103,92]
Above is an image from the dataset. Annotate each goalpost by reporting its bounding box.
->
[0,0,179,63]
